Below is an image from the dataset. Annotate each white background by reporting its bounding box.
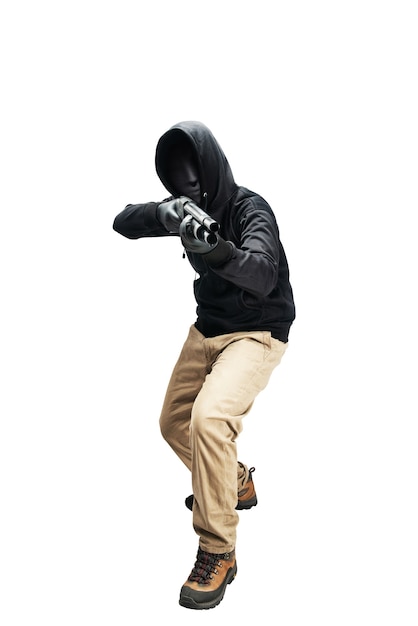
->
[1,1,417,624]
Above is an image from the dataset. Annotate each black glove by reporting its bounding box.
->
[156,198,185,233]
[179,215,233,266]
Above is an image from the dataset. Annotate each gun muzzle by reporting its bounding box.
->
[188,218,218,245]
[180,197,219,233]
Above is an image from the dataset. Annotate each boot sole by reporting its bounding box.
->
[238,495,257,509]
[185,495,257,511]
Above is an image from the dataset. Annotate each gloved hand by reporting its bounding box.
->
[179,215,233,266]
[156,198,185,233]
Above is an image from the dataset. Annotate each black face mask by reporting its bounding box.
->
[166,143,201,204]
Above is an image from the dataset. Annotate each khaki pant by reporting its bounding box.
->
[159,324,287,553]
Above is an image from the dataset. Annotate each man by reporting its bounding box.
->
[113,121,295,610]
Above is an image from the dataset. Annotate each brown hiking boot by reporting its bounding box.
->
[185,466,257,511]
[179,547,237,610]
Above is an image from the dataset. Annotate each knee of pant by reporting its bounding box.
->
[190,402,213,436]
[191,399,243,441]
[159,412,171,443]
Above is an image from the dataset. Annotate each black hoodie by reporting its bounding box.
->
[113,121,295,342]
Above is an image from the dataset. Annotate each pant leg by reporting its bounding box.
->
[159,325,255,482]
[159,325,208,470]
[191,331,287,553]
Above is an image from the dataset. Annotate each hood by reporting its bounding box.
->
[155,121,237,215]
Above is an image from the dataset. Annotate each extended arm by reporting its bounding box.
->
[113,198,184,239]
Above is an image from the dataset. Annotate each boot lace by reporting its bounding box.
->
[187,548,228,585]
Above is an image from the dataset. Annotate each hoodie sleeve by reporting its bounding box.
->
[113,201,171,239]
[208,198,282,297]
